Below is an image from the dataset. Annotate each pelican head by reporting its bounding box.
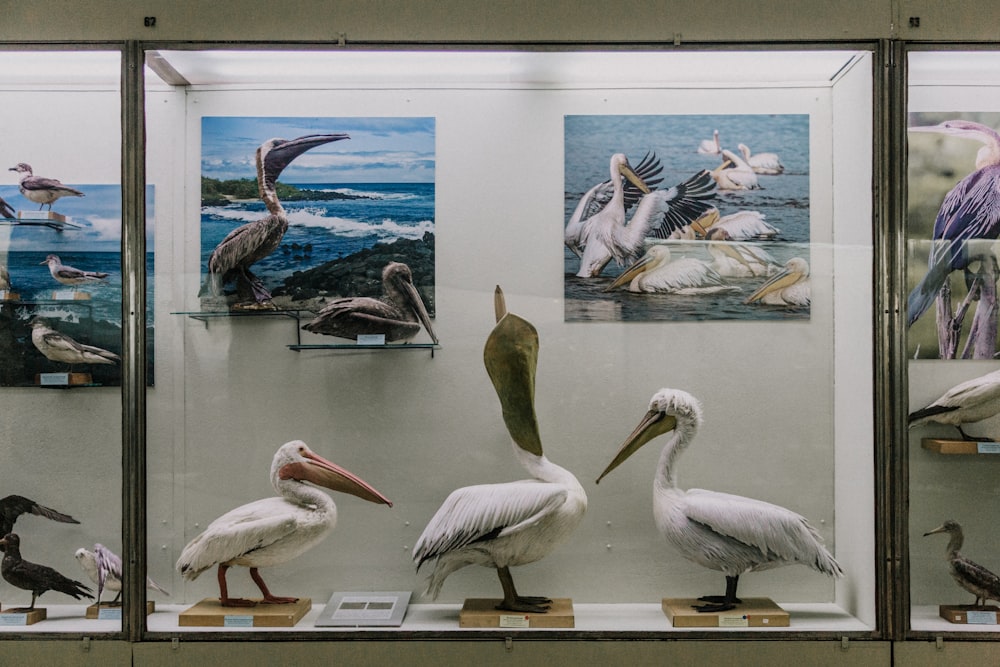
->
[909,120,1000,169]
[271,440,392,507]
[744,257,810,305]
[604,245,671,292]
[382,262,438,344]
[257,133,350,196]
[596,388,703,483]
[609,153,652,195]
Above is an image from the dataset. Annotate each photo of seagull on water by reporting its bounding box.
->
[39,254,110,288]
[29,317,120,373]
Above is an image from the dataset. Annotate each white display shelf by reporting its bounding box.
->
[0,604,119,634]
[911,605,1000,634]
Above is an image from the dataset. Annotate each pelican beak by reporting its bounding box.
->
[259,133,351,186]
[744,264,801,304]
[280,451,392,507]
[923,524,948,537]
[605,252,654,292]
[393,271,438,344]
[484,287,543,457]
[716,242,754,270]
[620,162,651,194]
[597,410,677,483]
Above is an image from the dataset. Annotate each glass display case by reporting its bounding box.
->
[141,47,876,638]
[0,49,124,635]
[906,49,1000,638]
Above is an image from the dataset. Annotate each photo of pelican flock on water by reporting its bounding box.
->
[564,114,810,322]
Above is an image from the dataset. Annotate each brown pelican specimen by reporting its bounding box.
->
[8,163,84,211]
[0,533,92,611]
[908,369,1000,441]
[907,120,1000,327]
[75,543,169,605]
[302,262,438,343]
[413,288,587,613]
[596,388,842,613]
[564,152,662,259]
[30,317,120,371]
[737,143,784,175]
[40,254,109,287]
[744,257,811,306]
[206,134,350,309]
[176,440,391,607]
[924,520,1000,607]
[0,495,79,553]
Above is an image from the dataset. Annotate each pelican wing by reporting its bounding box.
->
[413,481,568,569]
[683,489,841,575]
[176,498,298,579]
[953,556,1000,598]
[23,175,82,194]
[640,170,717,241]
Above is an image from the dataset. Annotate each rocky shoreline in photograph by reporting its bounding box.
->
[273,232,436,315]
[201,177,372,207]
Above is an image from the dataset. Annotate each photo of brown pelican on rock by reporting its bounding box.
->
[302,261,437,344]
[0,533,92,613]
[8,163,85,212]
[75,543,169,607]
[924,520,1000,609]
[176,440,391,608]
[596,388,841,615]
[203,133,350,311]
[413,287,587,615]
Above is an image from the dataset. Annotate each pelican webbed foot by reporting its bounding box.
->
[957,425,993,442]
[496,565,552,613]
[692,575,741,613]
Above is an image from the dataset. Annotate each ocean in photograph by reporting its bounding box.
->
[564,114,810,322]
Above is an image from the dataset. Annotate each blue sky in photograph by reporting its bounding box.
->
[201,116,436,184]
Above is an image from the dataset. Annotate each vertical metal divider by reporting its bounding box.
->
[121,39,147,643]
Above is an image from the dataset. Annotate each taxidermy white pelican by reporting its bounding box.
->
[697,129,721,155]
[744,257,810,306]
[577,170,717,278]
[705,228,779,277]
[908,369,1000,441]
[564,152,661,259]
[674,208,779,242]
[604,245,737,295]
[206,133,349,309]
[75,543,169,605]
[176,440,392,607]
[413,287,587,613]
[711,150,760,190]
[302,261,438,344]
[924,520,1000,607]
[737,143,784,175]
[596,388,842,612]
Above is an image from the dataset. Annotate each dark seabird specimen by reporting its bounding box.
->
[40,254,110,287]
[925,520,1000,607]
[302,262,438,344]
[205,133,350,309]
[0,495,79,552]
[0,533,91,610]
[30,317,120,371]
[9,163,85,211]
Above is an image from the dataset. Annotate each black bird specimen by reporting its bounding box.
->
[0,533,91,611]
[205,133,349,309]
[924,520,1000,607]
[0,495,79,552]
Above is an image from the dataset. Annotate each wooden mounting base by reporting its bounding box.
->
[939,604,1000,624]
[0,607,47,625]
[85,601,155,618]
[662,597,789,628]
[178,598,311,627]
[459,598,574,628]
[0,291,19,301]
[922,438,1000,455]
[17,210,66,222]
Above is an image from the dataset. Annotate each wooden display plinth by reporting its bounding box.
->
[0,608,46,625]
[459,598,574,628]
[922,438,1000,455]
[85,601,155,619]
[18,210,65,223]
[0,291,19,301]
[939,604,1000,624]
[662,597,789,628]
[35,372,92,386]
[50,290,91,300]
[178,598,311,627]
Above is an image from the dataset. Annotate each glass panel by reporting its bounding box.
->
[146,48,874,635]
[0,49,123,633]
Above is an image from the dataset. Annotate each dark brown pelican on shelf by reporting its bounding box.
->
[302,262,438,344]
[0,533,91,611]
[205,133,350,310]
[0,495,79,553]
[924,520,1000,607]
[9,163,84,211]
[412,287,587,613]
[30,317,120,372]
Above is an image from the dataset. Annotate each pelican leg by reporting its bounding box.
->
[495,566,551,613]
[692,575,741,613]
[956,425,993,442]
[250,567,298,605]
[216,564,256,607]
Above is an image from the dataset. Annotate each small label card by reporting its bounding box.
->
[0,613,28,626]
[39,373,70,386]
[977,442,1000,454]
[718,614,749,628]
[357,334,386,345]
[967,610,998,624]
[98,607,122,620]
[316,591,410,627]
[499,614,530,629]
[223,615,254,628]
